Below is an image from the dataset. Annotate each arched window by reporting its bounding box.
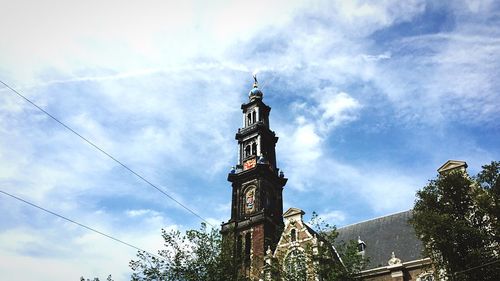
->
[251,143,257,156]
[244,233,251,266]
[291,229,297,242]
[252,110,257,123]
[284,249,307,281]
[245,145,251,158]
[247,113,252,126]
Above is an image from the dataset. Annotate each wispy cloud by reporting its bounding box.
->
[318,210,347,225]
[1,1,499,280]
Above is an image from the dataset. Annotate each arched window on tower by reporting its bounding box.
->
[244,233,251,266]
[252,110,257,123]
[251,143,257,156]
[247,113,252,126]
[291,229,297,242]
[245,145,251,158]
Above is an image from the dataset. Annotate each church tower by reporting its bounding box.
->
[221,76,287,279]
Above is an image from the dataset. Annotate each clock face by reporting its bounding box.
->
[243,158,256,170]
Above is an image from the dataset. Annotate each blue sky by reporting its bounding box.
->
[1,0,499,280]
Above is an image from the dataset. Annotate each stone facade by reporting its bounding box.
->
[360,256,433,281]
[437,160,467,174]
[263,208,339,281]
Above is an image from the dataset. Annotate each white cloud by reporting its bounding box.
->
[361,52,392,62]
[281,155,420,213]
[278,89,419,211]
[291,90,362,134]
[318,91,362,130]
[125,209,157,218]
[290,0,425,39]
[365,8,500,126]
[1,1,499,280]
[0,207,175,281]
[278,90,362,190]
[318,210,347,225]
[290,123,322,163]
[0,0,306,86]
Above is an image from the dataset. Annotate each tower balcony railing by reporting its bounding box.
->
[238,121,264,135]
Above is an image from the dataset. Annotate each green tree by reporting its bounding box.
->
[309,212,366,281]
[129,223,248,281]
[410,161,500,281]
[476,161,500,245]
[130,215,365,281]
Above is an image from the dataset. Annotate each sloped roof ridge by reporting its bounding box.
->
[338,209,413,229]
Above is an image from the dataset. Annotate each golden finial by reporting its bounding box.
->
[253,74,258,88]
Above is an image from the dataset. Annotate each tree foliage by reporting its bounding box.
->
[130,213,366,281]
[129,223,247,281]
[308,212,366,281]
[410,161,500,281]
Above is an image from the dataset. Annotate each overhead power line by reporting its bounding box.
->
[450,259,500,276]
[0,189,165,261]
[0,80,213,227]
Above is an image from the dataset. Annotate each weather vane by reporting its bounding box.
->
[253,73,258,87]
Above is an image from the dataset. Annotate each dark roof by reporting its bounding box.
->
[336,210,425,269]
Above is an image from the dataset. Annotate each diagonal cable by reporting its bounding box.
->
[450,259,500,276]
[0,189,165,260]
[0,80,213,227]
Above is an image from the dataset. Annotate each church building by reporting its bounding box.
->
[221,77,457,281]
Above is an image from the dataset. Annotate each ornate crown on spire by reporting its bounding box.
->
[249,74,263,100]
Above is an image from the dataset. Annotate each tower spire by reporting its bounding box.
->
[221,76,287,279]
[249,74,263,100]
